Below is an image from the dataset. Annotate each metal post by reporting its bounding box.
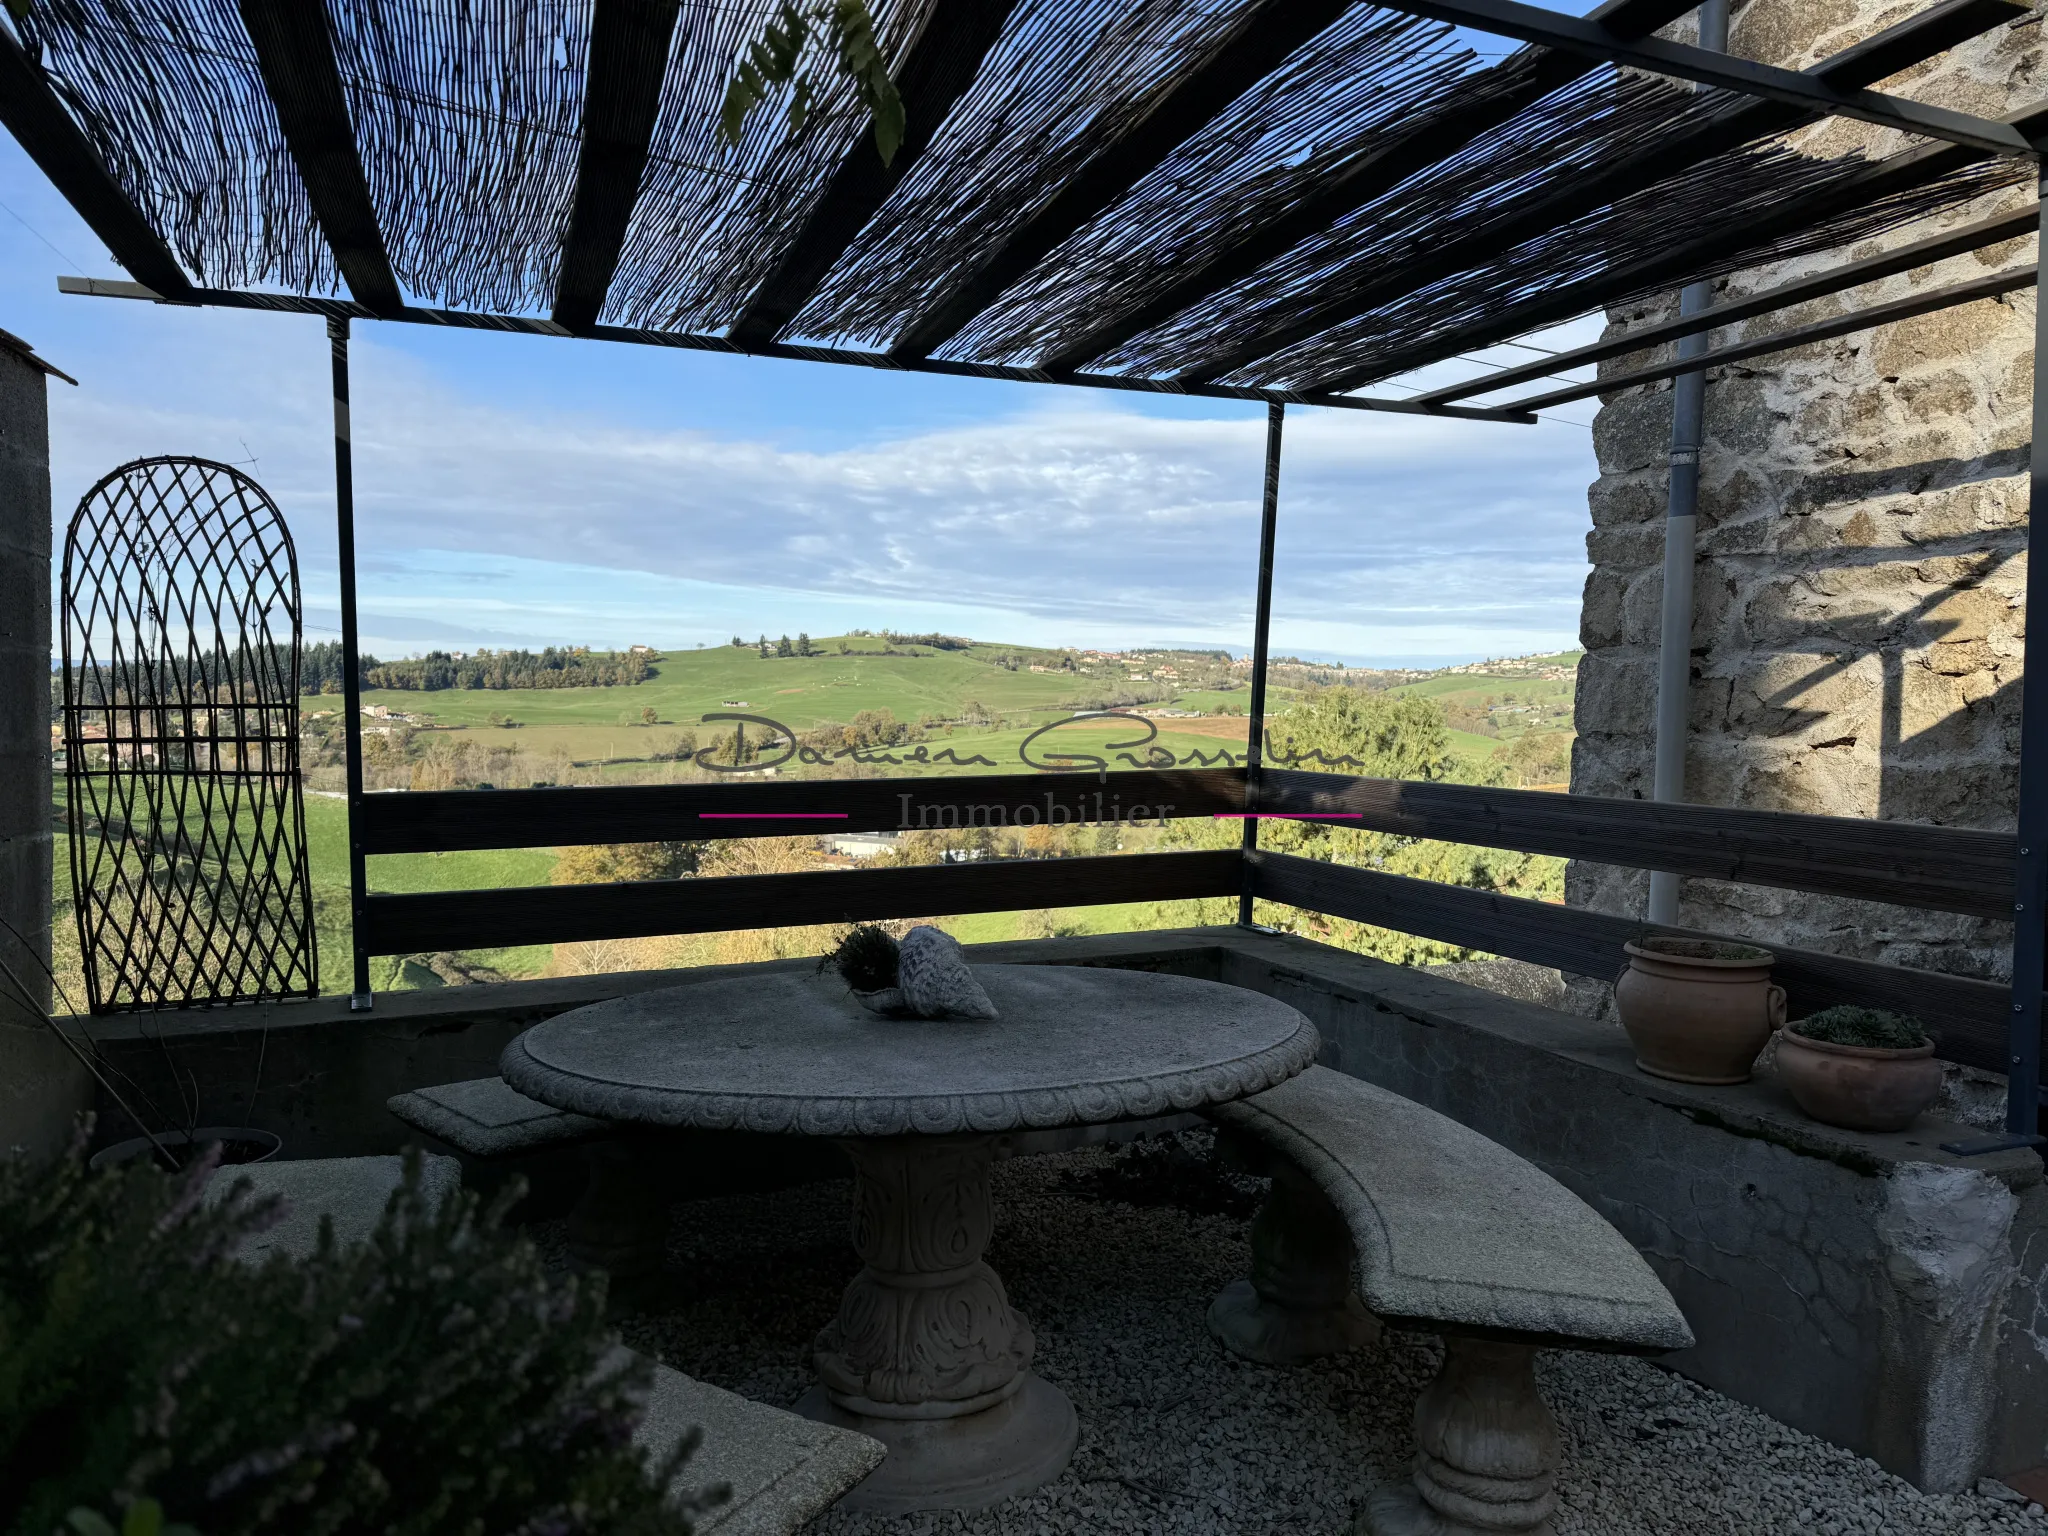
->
[329,317,372,1009]
[1239,402,1284,926]
[2001,186,2048,1144]
[1646,0,1728,927]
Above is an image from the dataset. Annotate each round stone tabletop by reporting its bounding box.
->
[501,965,1320,1137]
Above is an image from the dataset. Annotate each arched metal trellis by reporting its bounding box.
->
[61,456,316,1012]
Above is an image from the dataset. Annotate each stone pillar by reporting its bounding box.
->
[1208,1135,1380,1365]
[1363,1337,1562,1536]
[0,333,87,1159]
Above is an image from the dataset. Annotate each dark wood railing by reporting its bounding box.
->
[355,765,2024,1075]
[358,768,1244,853]
[1260,770,2014,919]
[1248,851,2011,1074]
[361,849,1241,954]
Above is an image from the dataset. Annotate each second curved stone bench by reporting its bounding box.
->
[1204,1065,1693,1536]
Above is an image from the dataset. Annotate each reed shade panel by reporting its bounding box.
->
[1248,851,2013,1073]
[359,849,1243,954]
[9,0,2029,390]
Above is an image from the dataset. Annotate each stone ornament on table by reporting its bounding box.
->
[896,925,998,1020]
[822,923,997,1020]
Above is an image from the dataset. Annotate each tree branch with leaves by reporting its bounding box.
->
[719,0,904,164]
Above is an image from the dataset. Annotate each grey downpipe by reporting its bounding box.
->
[1647,0,1728,927]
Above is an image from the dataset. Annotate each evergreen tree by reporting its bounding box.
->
[796,632,812,657]
[758,634,771,657]
[776,634,794,657]
[731,634,745,647]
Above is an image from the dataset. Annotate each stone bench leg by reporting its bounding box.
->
[566,1139,667,1282]
[1209,1157,1379,1365]
[1363,1337,1560,1536]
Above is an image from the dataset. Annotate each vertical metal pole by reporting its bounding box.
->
[1647,0,1728,927]
[329,317,372,1009]
[2005,184,2048,1143]
[1239,402,1284,926]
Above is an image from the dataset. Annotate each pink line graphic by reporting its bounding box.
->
[1212,812,1362,820]
[698,812,849,819]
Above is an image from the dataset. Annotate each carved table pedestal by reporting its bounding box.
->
[503,962,1320,1513]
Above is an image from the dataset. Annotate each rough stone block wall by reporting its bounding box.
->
[1572,1,2039,990]
[0,338,88,1159]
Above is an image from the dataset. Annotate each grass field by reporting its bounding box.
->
[51,640,1576,1003]
[362,640,1115,735]
[1388,651,1579,748]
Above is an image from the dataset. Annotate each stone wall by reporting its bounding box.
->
[1571,0,2039,989]
[0,334,88,1160]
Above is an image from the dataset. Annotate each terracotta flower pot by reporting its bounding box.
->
[1614,937,1785,1085]
[1774,1027,1941,1133]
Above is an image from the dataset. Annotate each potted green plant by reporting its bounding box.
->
[1774,1006,1941,1133]
[1614,937,1786,1084]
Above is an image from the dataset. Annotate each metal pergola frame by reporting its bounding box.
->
[8,0,2045,1149]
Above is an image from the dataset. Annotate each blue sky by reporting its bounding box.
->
[0,112,1603,670]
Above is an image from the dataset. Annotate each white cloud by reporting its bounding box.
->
[44,308,1597,665]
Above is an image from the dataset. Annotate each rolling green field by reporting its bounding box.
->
[52,639,1578,1004]
[350,637,1571,782]
[358,638,1128,748]
[1388,650,1579,746]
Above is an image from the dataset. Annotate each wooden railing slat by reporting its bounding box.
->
[1261,770,2014,919]
[359,769,1245,854]
[360,849,1242,954]
[1248,850,2011,1073]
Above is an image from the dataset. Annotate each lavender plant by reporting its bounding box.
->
[0,1132,721,1536]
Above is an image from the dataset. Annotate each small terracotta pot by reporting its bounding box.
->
[1774,1027,1941,1133]
[1614,937,1785,1084]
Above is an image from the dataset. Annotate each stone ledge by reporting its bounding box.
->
[63,926,1232,1047]
[1216,928,2042,1190]
[638,1363,883,1535]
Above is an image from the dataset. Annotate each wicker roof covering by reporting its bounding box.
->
[6,0,2035,399]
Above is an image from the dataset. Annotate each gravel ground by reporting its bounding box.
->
[559,1131,2048,1536]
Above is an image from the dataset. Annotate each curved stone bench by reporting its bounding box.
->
[213,1154,882,1530]
[387,1077,613,1158]
[387,1077,665,1275]
[204,1152,462,1262]
[1204,1065,1693,1536]
[639,1363,884,1535]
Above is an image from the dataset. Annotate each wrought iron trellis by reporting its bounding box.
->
[60,455,317,1012]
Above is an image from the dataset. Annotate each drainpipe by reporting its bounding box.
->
[1646,0,1728,928]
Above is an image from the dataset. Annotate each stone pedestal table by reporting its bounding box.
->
[501,963,1320,1513]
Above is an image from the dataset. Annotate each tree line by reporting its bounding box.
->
[300,642,653,693]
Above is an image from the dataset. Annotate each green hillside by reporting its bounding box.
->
[50,637,1579,1005]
